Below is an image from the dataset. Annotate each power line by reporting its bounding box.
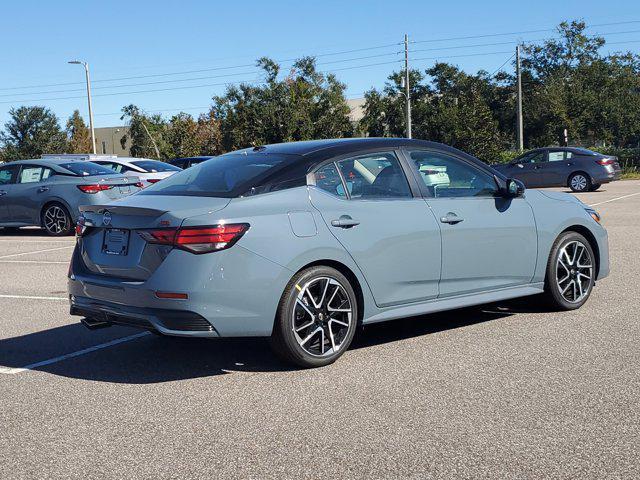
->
[489,53,516,77]
[409,19,640,45]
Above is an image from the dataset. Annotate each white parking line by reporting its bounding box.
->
[0,260,69,265]
[590,191,640,206]
[0,245,74,259]
[0,332,151,375]
[0,294,67,301]
[0,239,75,243]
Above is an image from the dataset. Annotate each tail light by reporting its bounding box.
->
[596,158,614,166]
[77,184,114,194]
[138,223,249,254]
[146,179,162,184]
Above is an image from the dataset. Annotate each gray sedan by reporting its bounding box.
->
[493,147,621,192]
[0,158,142,236]
[69,138,609,367]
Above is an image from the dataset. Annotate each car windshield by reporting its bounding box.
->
[59,162,116,176]
[571,148,600,156]
[139,153,295,197]
[130,160,181,172]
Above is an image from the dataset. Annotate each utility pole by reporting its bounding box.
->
[515,45,524,151]
[68,60,96,154]
[404,34,412,139]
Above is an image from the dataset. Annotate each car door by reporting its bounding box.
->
[308,150,442,307]
[505,150,547,187]
[0,164,19,223]
[404,148,538,298]
[544,149,572,186]
[10,164,55,224]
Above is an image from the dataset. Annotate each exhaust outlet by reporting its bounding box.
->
[80,317,111,330]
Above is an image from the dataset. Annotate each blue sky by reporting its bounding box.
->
[0,0,639,128]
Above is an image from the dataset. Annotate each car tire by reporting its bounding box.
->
[270,266,358,368]
[568,172,591,192]
[590,183,601,191]
[42,203,73,236]
[543,231,596,310]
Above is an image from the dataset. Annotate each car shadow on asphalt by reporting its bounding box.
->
[0,296,554,383]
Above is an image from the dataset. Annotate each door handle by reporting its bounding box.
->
[331,215,360,229]
[533,165,542,169]
[0,190,6,196]
[440,212,464,225]
[37,187,49,193]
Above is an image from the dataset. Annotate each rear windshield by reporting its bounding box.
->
[130,160,181,172]
[139,153,298,197]
[571,148,600,156]
[59,162,116,176]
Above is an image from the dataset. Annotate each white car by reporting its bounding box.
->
[91,158,182,187]
[42,155,182,188]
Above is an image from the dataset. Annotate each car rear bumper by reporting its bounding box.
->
[68,242,292,337]
[69,295,219,337]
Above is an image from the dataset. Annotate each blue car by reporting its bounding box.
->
[69,139,609,367]
[0,159,142,236]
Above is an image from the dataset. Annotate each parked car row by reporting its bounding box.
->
[0,155,183,236]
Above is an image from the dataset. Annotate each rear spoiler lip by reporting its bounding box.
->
[79,204,169,217]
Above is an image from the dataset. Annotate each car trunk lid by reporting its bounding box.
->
[77,195,230,280]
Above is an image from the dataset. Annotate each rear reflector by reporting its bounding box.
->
[77,184,114,193]
[146,179,162,184]
[155,291,189,300]
[138,223,249,254]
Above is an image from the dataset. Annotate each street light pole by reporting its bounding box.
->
[404,34,412,139]
[68,60,96,154]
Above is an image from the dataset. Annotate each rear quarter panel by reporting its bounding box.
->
[181,186,379,325]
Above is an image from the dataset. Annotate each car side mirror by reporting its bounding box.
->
[505,178,525,197]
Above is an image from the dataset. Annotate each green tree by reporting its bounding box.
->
[195,109,223,155]
[65,110,92,153]
[213,57,353,151]
[120,105,168,158]
[0,106,67,160]
[165,112,199,158]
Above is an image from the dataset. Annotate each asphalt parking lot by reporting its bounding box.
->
[1,181,639,479]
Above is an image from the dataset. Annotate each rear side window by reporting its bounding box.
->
[94,162,128,173]
[314,163,347,198]
[59,162,116,176]
[140,153,297,198]
[336,152,411,199]
[130,160,181,172]
[18,166,53,183]
[548,151,566,162]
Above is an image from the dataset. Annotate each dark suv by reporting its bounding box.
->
[493,147,621,192]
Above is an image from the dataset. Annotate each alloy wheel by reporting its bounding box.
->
[292,276,353,357]
[570,174,588,191]
[556,240,593,303]
[44,205,69,235]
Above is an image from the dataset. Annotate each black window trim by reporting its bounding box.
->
[308,147,421,200]
[398,146,503,200]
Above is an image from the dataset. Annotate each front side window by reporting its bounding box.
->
[519,151,547,163]
[335,152,411,199]
[18,166,53,183]
[408,150,498,198]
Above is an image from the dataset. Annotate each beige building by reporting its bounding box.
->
[94,126,131,156]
